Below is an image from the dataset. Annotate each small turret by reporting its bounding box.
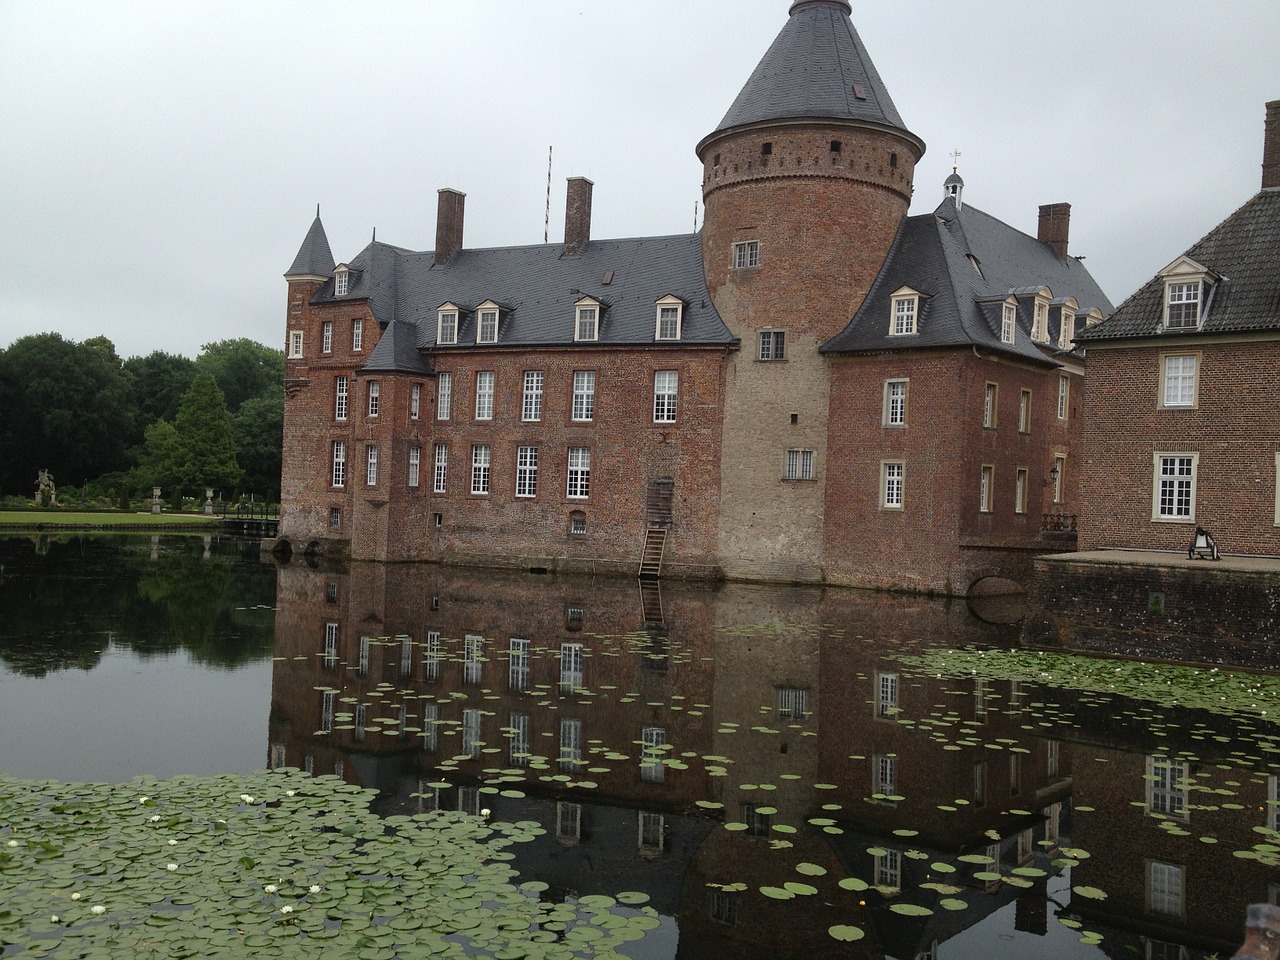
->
[285,208,335,281]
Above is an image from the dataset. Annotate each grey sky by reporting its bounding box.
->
[2,1,1276,361]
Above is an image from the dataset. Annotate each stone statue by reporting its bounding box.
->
[35,470,56,508]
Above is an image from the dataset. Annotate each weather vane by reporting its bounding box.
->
[950,149,962,171]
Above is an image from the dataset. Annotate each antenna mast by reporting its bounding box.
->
[544,146,553,243]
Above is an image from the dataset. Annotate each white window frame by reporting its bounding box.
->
[477,304,499,344]
[874,849,901,891]
[508,638,530,692]
[436,372,452,421]
[655,296,683,341]
[410,383,421,420]
[433,444,448,494]
[1164,281,1201,329]
[875,671,898,719]
[471,444,491,495]
[367,379,380,418]
[1015,467,1028,514]
[365,444,378,486]
[1057,375,1069,420]
[776,687,809,720]
[785,449,815,481]
[983,382,998,428]
[1152,452,1197,522]
[322,320,333,354]
[883,379,908,427]
[881,461,904,510]
[288,330,303,359]
[640,726,666,783]
[874,754,897,799]
[575,300,600,342]
[334,269,349,296]
[979,464,994,513]
[653,370,678,423]
[1146,860,1185,918]
[1053,456,1066,504]
[1032,298,1049,342]
[757,330,786,361]
[890,288,919,336]
[1018,389,1031,433]
[437,307,458,345]
[408,445,420,488]
[559,719,583,769]
[352,318,363,352]
[475,371,494,420]
[571,371,595,422]
[1160,353,1199,409]
[1146,756,1189,820]
[1058,309,1074,349]
[516,445,538,498]
[522,371,543,422]
[334,375,348,421]
[732,240,759,269]
[567,447,591,499]
[559,641,584,692]
[1001,301,1016,344]
[331,440,346,488]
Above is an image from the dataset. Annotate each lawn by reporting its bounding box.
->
[0,511,219,527]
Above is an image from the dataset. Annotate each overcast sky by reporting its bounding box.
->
[2,1,1277,361]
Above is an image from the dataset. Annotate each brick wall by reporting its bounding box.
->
[1079,339,1280,557]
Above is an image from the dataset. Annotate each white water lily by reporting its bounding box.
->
[280,905,294,914]
[50,915,59,923]
[264,884,278,894]
[166,863,178,871]
[149,815,160,822]
[309,884,321,894]
[285,790,296,797]
[70,893,82,901]
[5,840,17,847]
[90,905,106,915]
[239,794,255,804]
[138,796,149,804]
[167,839,177,846]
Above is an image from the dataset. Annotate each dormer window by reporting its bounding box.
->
[1032,299,1049,343]
[655,296,683,341]
[1056,298,1078,349]
[1001,301,1016,344]
[437,305,459,345]
[476,302,499,344]
[575,299,600,342]
[1165,282,1201,329]
[334,267,350,297]
[889,287,920,336]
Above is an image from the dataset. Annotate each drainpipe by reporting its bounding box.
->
[1234,905,1280,960]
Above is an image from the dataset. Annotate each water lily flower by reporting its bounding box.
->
[285,790,296,797]
[166,863,178,871]
[280,905,294,914]
[50,915,59,923]
[90,905,106,915]
[309,884,321,894]
[240,794,255,804]
[70,893,81,901]
[264,884,278,894]
[149,815,160,822]
[167,839,177,846]
[5,840,17,848]
[138,796,150,804]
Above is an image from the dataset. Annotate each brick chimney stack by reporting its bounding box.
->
[1263,100,1280,190]
[1038,202,1071,260]
[564,177,594,255]
[435,188,466,263]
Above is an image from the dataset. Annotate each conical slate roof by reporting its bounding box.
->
[285,215,335,278]
[710,0,909,137]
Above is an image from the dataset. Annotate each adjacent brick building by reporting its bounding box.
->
[279,0,1112,593]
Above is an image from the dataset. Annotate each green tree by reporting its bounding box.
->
[138,419,185,491]
[0,333,134,495]
[232,393,283,501]
[123,351,198,430]
[195,338,283,414]
[174,374,241,493]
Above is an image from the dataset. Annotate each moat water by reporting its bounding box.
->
[1,534,1276,959]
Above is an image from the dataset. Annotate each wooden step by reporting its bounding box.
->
[638,528,667,578]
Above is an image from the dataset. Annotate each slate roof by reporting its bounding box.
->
[309,233,734,374]
[709,0,911,139]
[822,197,1114,363]
[284,215,335,278]
[1078,189,1280,342]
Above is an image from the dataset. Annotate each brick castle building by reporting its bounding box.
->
[279,0,1112,593]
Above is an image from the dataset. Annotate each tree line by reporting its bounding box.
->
[0,334,283,505]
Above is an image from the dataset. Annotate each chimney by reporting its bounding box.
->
[1264,100,1280,190]
[564,177,594,255]
[435,188,466,263]
[1038,202,1071,260]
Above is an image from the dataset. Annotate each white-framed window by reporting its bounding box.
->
[884,379,908,427]
[461,707,482,754]
[471,444,491,495]
[785,449,815,481]
[1032,299,1049,342]
[1001,302,1016,344]
[571,371,595,421]
[433,444,448,493]
[1057,375,1069,420]
[522,371,543,422]
[331,440,346,488]
[437,307,458,345]
[1146,756,1189,819]
[559,642,584,692]
[367,379,380,417]
[874,754,897,799]
[323,622,338,669]
[567,447,591,499]
[557,800,583,840]
[758,330,786,361]
[329,506,341,530]
[882,461,904,509]
[640,726,666,783]
[891,290,919,336]
[1165,281,1201,329]
[656,297,683,340]
[436,372,452,420]
[463,635,484,687]
[1147,861,1185,918]
[352,318,363,352]
[559,718,583,769]
[569,511,587,535]
[516,445,538,498]
[1015,468,1028,514]
[334,375,348,421]
[424,630,441,681]
[979,464,994,512]
[732,240,760,269]
[1160,354,1198,408]
[410,383,421,420]
[983,382,998,428]
[653,370,678,423]
[320,690,336,733]
[321,321,333,354]
[408,445,420,488]
[365,444,378,486]
[1153,453,1197,522]
[575,301,599,342]
[1058,309,1074,349]
[1019,389,1031,432]
[1053,456,1066,504]
[776,687,809,720]
[638,812,666,853]
[477,306,499,344]
[508,638,530,692]
[288,330,303,359]
[875,671,898,719]
[474,371,494,420]
[973,762,988,805]
[874,849,901,891]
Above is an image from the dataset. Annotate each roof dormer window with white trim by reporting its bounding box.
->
[1159,256,1215,332]
[1001,301,1017,344]
[1056,298,1078,349]
[655,296,683,341]
[476,302,500,344]
[1032,298,1049,343]
[889,287,919,336]
[575,298,600,342]
[437,304,459,345]
[334,266,350,297]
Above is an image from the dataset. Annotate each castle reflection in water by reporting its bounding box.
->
[267,560,1278,960]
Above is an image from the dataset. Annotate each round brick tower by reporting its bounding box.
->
[698,0,925,581]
